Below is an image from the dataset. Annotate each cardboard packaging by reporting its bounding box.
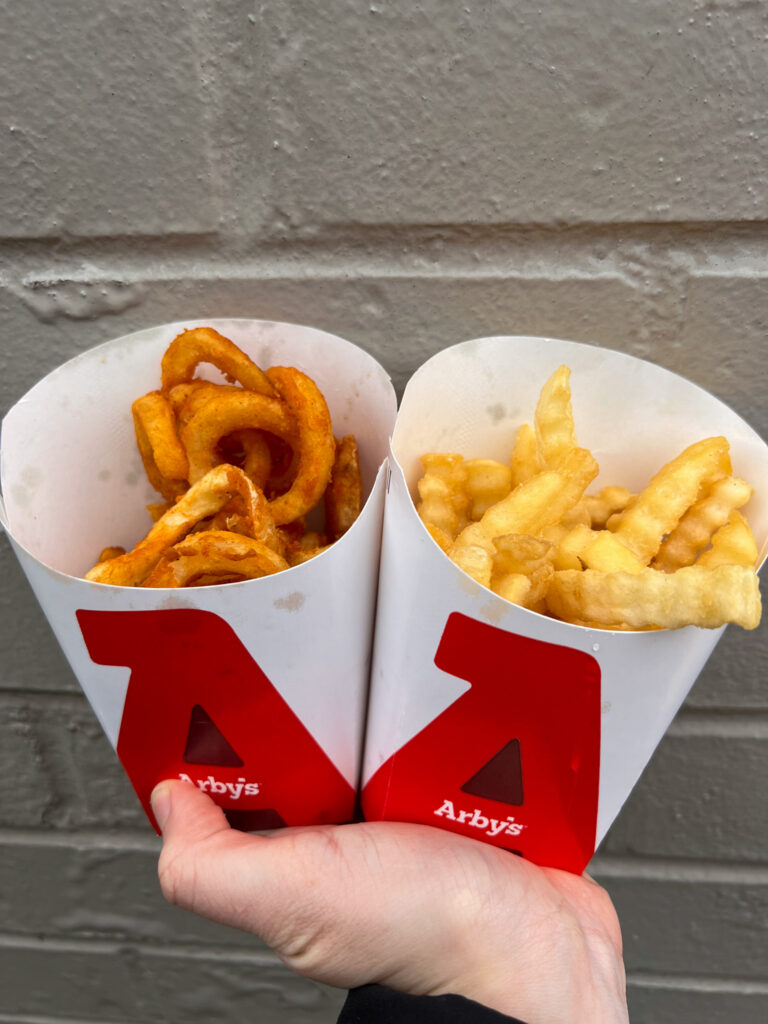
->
[0,319,396,832]
[362,336,768,873]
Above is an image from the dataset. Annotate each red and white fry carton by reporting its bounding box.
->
[0,319,396,833]
[362,336,768,874]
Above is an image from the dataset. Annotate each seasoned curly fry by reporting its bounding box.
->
[86,465,277,586]
[132,391,189,500]
[264,366,336,526]
[86,327,364,589]
[142,530,288,588]
[324,435,363,541]
[161,326,275,396]
[181,390,296,484]
[98,546,126,562]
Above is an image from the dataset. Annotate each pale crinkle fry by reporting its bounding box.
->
[584,486,633,529]
[509,423,543,487]
[560,499,592,529]
[416,453,469,538]
[450,448,598,573]
[465,458,512,519]
[424,522,454,553]
[605,496,639,532]
[552,523,596,571]
[451,472,571,561]
[492,573,531,605]
[540,521,570,546]
[612,436,732,563]
[534,365,577,466]
[547,565,762,630]
[580,531,646,574]
[450,544,493,588]
[651,476,753,573]
[524,562,554,606]
[696,511,759,568]
[491,534,554,576]
[493,562,554,608]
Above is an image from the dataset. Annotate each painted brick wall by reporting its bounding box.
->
[1,2,766,1022]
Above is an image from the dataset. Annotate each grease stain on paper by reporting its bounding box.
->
[11,466,42,511]
[274,592,306,612]
[479,599,506,626]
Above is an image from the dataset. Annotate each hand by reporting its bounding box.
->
[152,780,628,1023]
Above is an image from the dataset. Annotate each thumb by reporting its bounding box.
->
[151,777,231,843]
[149,781,364,974]
[151,779,257,924]
[149,781,349,967]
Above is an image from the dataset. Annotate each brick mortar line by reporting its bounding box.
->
[0,688,90,701]
[1,218,768,249]
[626,972,768,995]
[1,931,766,996]
[0,1016,140,1024]
[0,828,159,852]
[4,687,768,725]
[589,855,768,884]
[3,255,768,285]
[0,931,281,966]
[668,710,768,739]
[2,225,768,281]
[1,829,768,883]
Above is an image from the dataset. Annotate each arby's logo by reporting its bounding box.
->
[76,608,355,833]
[362,612,601,874]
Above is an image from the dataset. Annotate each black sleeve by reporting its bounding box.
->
[338,985,527,1023]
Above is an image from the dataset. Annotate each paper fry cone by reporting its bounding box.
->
[1,319,396,832]
[362,336,768,874]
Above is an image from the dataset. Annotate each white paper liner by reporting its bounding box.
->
[364,336,768,867]
[1,319,397,824]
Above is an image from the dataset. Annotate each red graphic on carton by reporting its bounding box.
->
[362,612,601,873]
[76,608,355,833]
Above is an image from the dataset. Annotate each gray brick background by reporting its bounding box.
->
[1,1,766,1021]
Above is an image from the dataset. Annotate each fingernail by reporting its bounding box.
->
[150,782,172,831]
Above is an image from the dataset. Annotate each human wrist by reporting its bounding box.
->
[417,876,628,1024]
